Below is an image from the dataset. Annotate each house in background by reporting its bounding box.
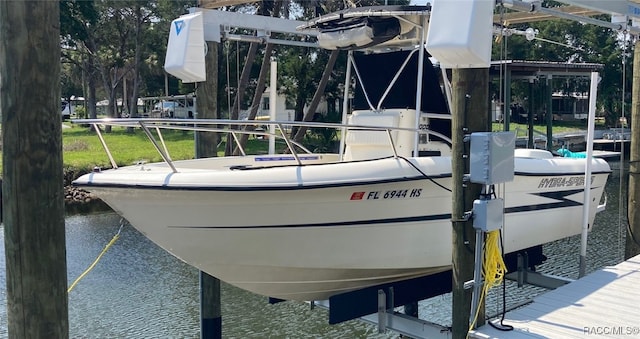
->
[552,91,590,121]
[96,98,144,116]
[239,87,330,121]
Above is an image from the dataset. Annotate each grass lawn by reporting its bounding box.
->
[62,124,197,170]
[60,124,281,172]
[492,121,592,135]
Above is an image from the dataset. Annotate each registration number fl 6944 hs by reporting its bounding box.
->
[350,188,422,200]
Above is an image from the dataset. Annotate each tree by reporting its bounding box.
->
[61,0,100,118]
[494,11,631,127]
[60,0,196,124]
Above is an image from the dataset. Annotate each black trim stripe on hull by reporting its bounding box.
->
[169,214,453,229]
[170,187,601,229]
[505,188,585,213]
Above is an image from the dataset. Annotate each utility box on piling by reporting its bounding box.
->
[469,132,515,185]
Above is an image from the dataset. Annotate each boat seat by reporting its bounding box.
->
[344,112,400,161]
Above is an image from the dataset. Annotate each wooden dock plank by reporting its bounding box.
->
[470,254,640,338]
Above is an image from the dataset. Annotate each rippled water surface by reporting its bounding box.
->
[0,160,628,338]
[1,213,391,338]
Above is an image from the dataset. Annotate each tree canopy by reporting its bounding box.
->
[493,3,632,126]
[59,0,631,128]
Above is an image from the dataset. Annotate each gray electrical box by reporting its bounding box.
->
[469,132,515,185]
[473,198,504,232]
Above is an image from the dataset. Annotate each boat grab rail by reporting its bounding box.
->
[73,118,453,172]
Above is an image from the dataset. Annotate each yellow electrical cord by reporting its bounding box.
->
[67,222,124,293]
[468,230,508,334]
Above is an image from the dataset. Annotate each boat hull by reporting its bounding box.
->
[74,156,610,301]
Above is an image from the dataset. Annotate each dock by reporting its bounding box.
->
[593,139,630,153]
[470,254,640,338]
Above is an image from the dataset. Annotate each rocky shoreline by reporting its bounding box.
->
[65,186,96,204]
[65,186,112,214]
[64,167,112,213]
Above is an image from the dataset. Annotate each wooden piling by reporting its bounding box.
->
[451,68,490,338]
[195,40,222,339]
[627,39,640,259]
[546,76,553,151]
[0,2,69,337]
[200,272,222,339]
[195,40,220,158]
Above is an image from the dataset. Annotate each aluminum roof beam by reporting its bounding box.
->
[199,0,257,9]
[556,0,640,17]
[191,8,318,46]
[500,0,640,34]
[494,5,600,24]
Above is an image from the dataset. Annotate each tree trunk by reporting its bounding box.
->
[235,43,275,154]
[0,1,69,337]
[232,2,282,154]
[88,61,98,119]
[226,42,259,155]
[82,41,99,120]
[126,4,144,133]
[293,50,340,143]
[130,5,143,118]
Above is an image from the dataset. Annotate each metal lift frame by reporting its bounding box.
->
[179,2,639,338]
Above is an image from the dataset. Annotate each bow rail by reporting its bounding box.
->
[72,118,452,172]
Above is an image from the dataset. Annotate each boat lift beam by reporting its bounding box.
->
[500,0,640,34]
[505,252,574,290]
[556,0,640,18]
[190,1,640,55]
[193,1,640,42]
[312,299,452,339]
[191,8,318,47]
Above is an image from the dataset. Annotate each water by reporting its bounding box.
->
[0,159,628,338]
[1,213,389,338]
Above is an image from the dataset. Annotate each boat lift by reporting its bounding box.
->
[165,1,637,338]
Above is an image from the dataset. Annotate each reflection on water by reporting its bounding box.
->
[0,160,629,338]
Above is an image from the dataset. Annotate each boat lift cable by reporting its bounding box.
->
[497,3,506,130]
[67,218,127,293]
[493,8,515,330]
[619,29,629,259]
[226,41,232,118]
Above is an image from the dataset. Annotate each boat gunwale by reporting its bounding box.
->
[73,168,611,192]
